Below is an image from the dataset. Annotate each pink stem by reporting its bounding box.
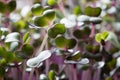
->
[89,23,95,38]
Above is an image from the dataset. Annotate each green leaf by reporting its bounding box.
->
[50,63,59,73]
[73,6,82,15]
[48,28,57,38]
[48,23,66,38]
[55,36,76,49]
[0,66,5,77]
[47,0,57,6]
[105,77,113,80]
[23,32,31,44]
[67,39,76,49]
[34,16,48,27]
[55,36,67,48]
[0,58,7,66]
[102,31,109,40]
[43,9,56,22]
[5,51,15,62]
[0,1,6,13]
[22,44,34,57]
[73,27,90,39]
[95,33,102,43]
[31,3,43,16]
[16,44,34,59]
[73,30,83,39]
[48,70,56,80]
[85,6,102,17]
[71,51,81,61]
[95,31,109,43]
[53,23,66,34]
[0,46,7,57]
[7,0,16,12]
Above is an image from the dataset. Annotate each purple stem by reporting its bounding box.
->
[93,69,101,80]
[73,64,77,80]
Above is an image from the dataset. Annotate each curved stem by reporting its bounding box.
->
[29,34,48,80]
[36,34,48,56]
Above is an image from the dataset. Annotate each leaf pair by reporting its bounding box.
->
[16,44,34,59]
[55,36,76,49]
[48,23,66,38]
[31,4,51,16]
[85,6,102,17]
[95,31,109,43]
[0,1,16,13]
[73,27,91,39]
[34,9,56,27]
[86,45,100,53]
[47,0,58,6]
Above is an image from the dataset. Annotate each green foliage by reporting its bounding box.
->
[7,0,16,12]
[0,2,6,13]
[95,31,109,43]
[67,51,81,61]
[50,63,59,73]
[48,23,66,38]
[0,0,120,80]
[34,9,56,27]
[0,1,16,13]
[86,45,100,53]
[47,0,57,6]
[31,4,43,16]
[34,16,49,27]
[73,27,91,39]
[73,6,82,15]
[55,36,67,48]
[43,10,56,22]
[85,6,102,17]
[48,70,56,80]
[23,32,31,44]
[105,77,113,80]
[55,36,76,49]
[0,66,5,77]
[16,44,34,59]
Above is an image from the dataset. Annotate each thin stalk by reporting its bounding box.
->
[57,0,66,17]
[35,68,39,80]
[89,23,95,38]
[45,59,49,75]
[45,39,49,75]
[29,34,48,80]
[29,68,35,80]
[73,64,77,80]
[36,34,48,56]
[22,60,27,80]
